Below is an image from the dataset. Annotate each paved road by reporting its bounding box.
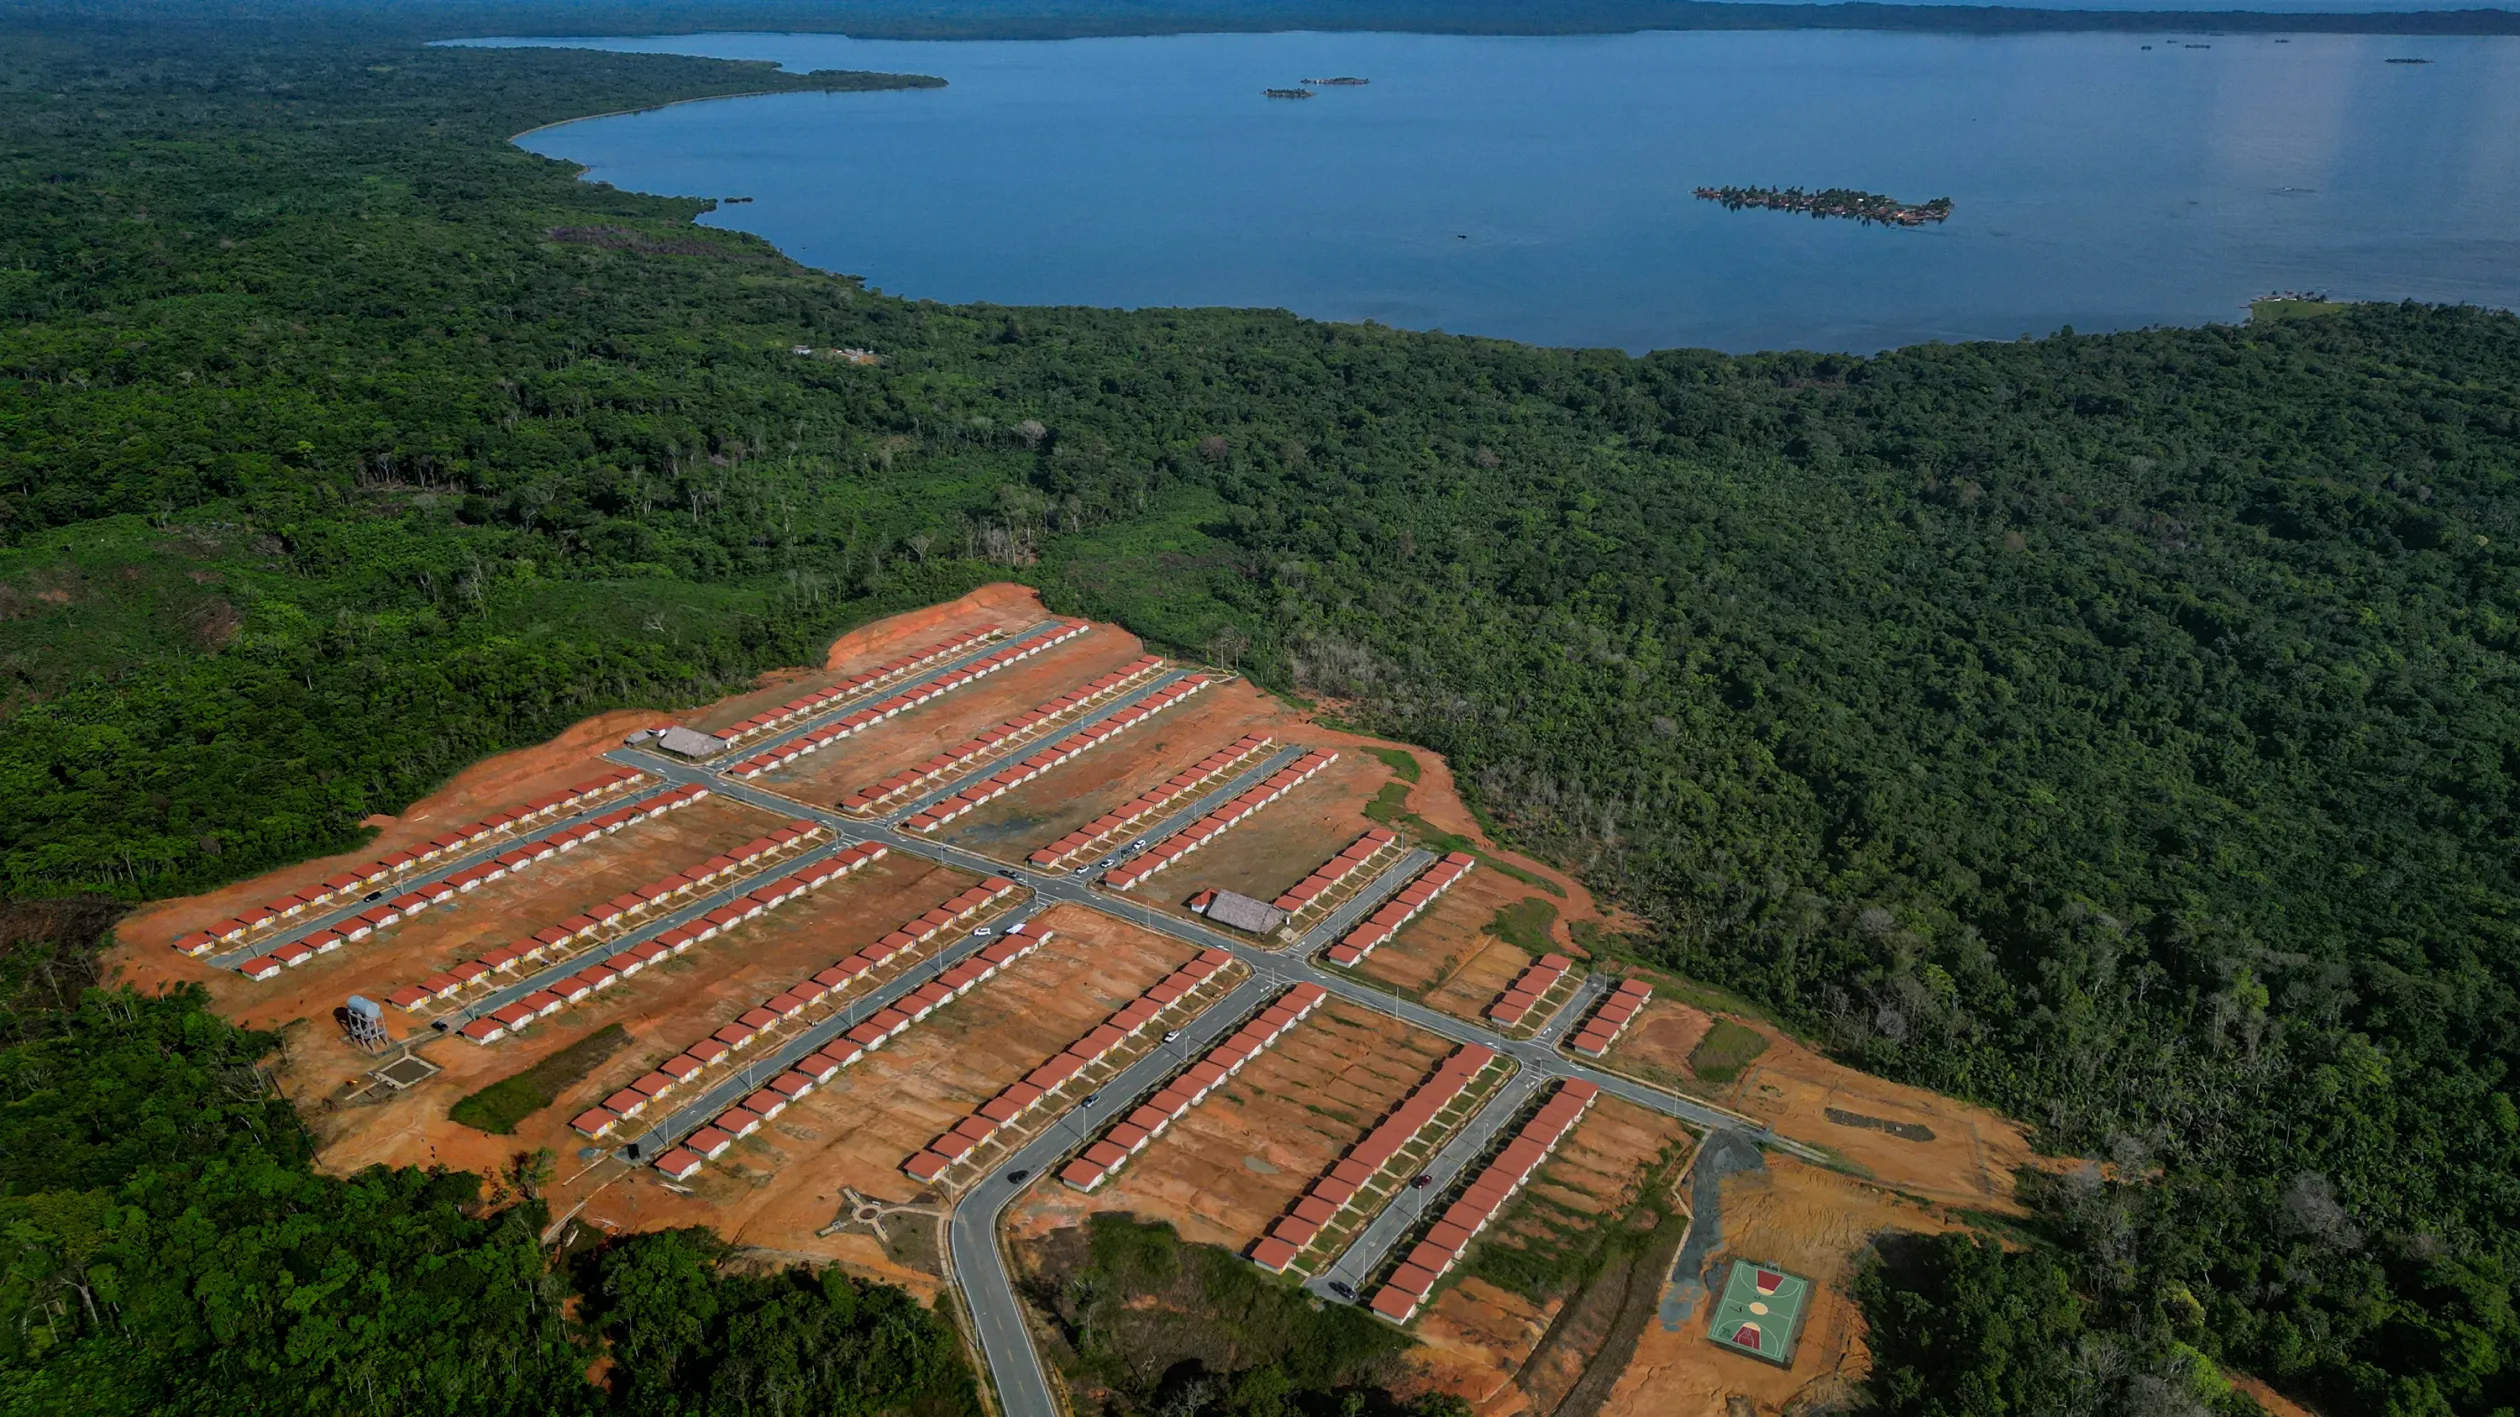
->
[872,667,1206,824]
[618,902,1045,1160]
[576,736,1808,1417]
[1302,971,1615,1300]
[947,972,1283,1417]
[203,778,685,972]
[698,623,1055,769]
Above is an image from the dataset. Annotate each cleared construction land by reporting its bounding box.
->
[1010,998,1464,1252]
[105,583,2041,1417]
[1344,866,1574,1028]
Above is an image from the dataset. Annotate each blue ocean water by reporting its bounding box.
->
[466,30,2520,352]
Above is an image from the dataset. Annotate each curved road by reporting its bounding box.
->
[596,735,1804,1417]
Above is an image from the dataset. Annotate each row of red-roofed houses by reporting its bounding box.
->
[649,918,1054,1180]
[1322,852,1476,967]
[1368,1079,1601,1323]
[1103,751,1341,891]
[443,839,896,1045]
[1567,979,1654,1057]
[1271,827,1403,921]
[906,674,1214,831]
[1030,734,1278,869]
[572,881,1026,1144]
[726,621,1090,779]
[841,654,1168,812]
[718,624,1004,749]
[425,836,879,1040]
[227,782,711,980]
[361,818,837,1009]
[1250,1042,1503,1274]
[1061,981,1327,1192]
[907,947,1245,1184]
[1486,952,1577,1030]
[174,767,653,957]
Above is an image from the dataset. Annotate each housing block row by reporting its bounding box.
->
[1367,1079,1601,1323]
[907,673,1214,830]
[1061,981,1328,1192]
[1103,750,1341,890]
[1271,827,1402,916]
[1029,734,1278,869]
[175,767,651,955]
[371,818,833,1013]
[843,654,1166,812]
[569,877,1017,1142]
[1487,951,1576,1028]
[725,619,1087,778]
[1250,1042,1503,1273]
[1567,978,1654,1056]
[1323,852,1476,966]
[905,946,1242,1183]
[231,783,713,980]
[649,919,1055,1181]
[718,624,1004,748]
[449,838,889,1045]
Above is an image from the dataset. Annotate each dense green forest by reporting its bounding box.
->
[0,906,977,1415]
[0,7,2514,1417]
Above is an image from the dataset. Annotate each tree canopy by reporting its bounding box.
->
[0,10,2513,1416]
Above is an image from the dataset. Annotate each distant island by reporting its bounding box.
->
[1300,76,1371,85]
[1696,185,1955,227]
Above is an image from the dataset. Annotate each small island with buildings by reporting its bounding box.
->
[1695,185,1955,228]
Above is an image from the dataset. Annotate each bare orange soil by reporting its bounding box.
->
[112,704,668,988]
[933,681,1288,865]
[763,631,1151,800]
[1126,749,1394,928]
[687,584,1043,738]
[1402,1097,1692,1416]
[1352,868,1564,1026]
[294,849,991,1182]
[1598,1157,1968,1417]
[1010,1000,1459,1251]
[107,582,2041,1360]
[557,906,1194,1272]
[122,792,796,1034]
[1604,983,2035,1212]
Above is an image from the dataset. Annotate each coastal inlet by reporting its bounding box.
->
[1696,186,1954,228]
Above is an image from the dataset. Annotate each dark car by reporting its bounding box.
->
[1329,1281,1355,1299]
[1410,1173,1437,1190]
[1007,1169,1031,1184]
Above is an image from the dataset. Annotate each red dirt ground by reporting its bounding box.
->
[1596,1156,1967,1417]
[106,582,2048,1353]
[1351,868,1567,1028]
[1008,999,1460,1252]
[1403,1097,1693,1415]
[760,630,1152,801]
[1598,976,2037,1213]
[932,681,1288,866]
[295,850,995,1183]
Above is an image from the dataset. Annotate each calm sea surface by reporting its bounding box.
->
[465,30,2520,353]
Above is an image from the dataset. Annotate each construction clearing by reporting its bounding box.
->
[109,583,2050,1417]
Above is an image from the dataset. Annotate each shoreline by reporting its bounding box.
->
[506,75,944,143]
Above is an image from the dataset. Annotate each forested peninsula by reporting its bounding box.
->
[0,8,2514,1417]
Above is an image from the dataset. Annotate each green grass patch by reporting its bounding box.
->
[2249,297,2351,325]
[1366,746,1422,783]
[1486,897,1560,955]
[448,1023,629,1135]
[1687,1018,1771,1084]
[1362,781,1564,898]
[1461,1138,1692,1305]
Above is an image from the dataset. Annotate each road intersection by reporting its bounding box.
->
[590,720,1808,1417]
